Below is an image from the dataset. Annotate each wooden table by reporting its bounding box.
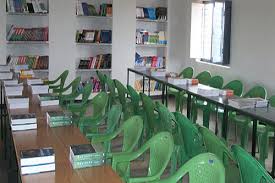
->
[4,85,122,183]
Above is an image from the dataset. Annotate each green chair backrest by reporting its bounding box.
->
[232,145,274,183]
[140,93,157,132]
[60,76,81,95]
[208,75,224,89]
[91,92,109,117]
[243,86,267,99]
[269,96,275,107]
[96,71,107,91]
[195,71,211,85]
[106,104,122,134]
[173,112,207,163]
[223,80,243,97]
[80,83,93,105]
[155,153,225,183]
[48,70,69,85]
[114,79,128,109]
[199,127,241,183]
[179,67,194,79]
[105,75,117,102]
[127,85,141,114]
[156,102,183,146]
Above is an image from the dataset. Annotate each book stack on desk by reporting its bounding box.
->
[228,98,269,109]
[10,113,37,131]
[30,84,49,94]
[167,78,199,85]
[3,79,18,86]
[27,78,44,85]
[46,111,72,127]
[197,85,221,97]
[5,83,24,96]
[7,96,29,109]
[20,148,55,175]
[69,144,105,169]
[0,72,13,80]
[38,93,59,107]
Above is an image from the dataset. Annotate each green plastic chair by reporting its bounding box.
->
[105,75,119,108]
[231,145,274,183]
[96,71,107,92]
[191,75,224,126]
[156,102,184,174]
[45,70,69,91]
[111,132,174,183]
[127,85,142,115]
[199,126,241,183]
[85,104,122,142]
[167,67,194,112]
[59,77,81,106]
[230,86,267,148]
[151,153,225,183]
[178,71,212,113]
[66,83,93,125]
[78,92,109,133]
[91,115,143,159]
[173,112,207,164]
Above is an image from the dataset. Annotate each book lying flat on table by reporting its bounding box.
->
[70,144,104,169]
[20,147,55,175]
[168,78,199,86]
[38,94,59,107]
[7,96,29,109]
[27,78,44,85]
[11,113,36,125]
[197,85,221,97]
[31,84,49,94]
[0,72,13,80]
[46,111,72,127]
[228,98,269,109]
[3,79,18,86]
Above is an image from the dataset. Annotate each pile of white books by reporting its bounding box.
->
[3,79,18,86]
[10,113,37,131]
[228,98,269,109]
[4,83,24,96]
[27,79,44,85]
[69,144,105,169]
[31,84,49,94]
[197,85,221,97]
[168,78,199,85]
[46,111,72,127]
[7,96,29,109]
[0,65,11,72]
[38,94,59,107]
[20,148,55,175]
[0,72,13,80]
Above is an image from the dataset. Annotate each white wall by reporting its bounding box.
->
[170,0,275,96]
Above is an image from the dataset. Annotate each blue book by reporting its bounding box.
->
[100,30,112,43]
[147,8,157,20]
[143,8,149,19]
[135,52,143,65]
[81,3,89,16]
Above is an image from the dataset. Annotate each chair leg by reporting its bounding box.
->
[240,124,249,149]
[202,108,210,129]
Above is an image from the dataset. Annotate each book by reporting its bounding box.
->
[27,78,43,85]
[228,98,269,109]
[78,54,111,70]
[7,0,48,13]
[150,69,166,77]
[3,79,18,86]
[38,93,59,106]
[70,155,104,169]
[46,111,72,127]
[0,72,13,80]
[31,84,48,94]
[136,30,167,46]
[11,113,36,125]
[20,147,55,166]
[76,29,112,44]
[0,65,11,72]
[11,123,37,131]
[7,26,48,42]
[70,144,104,162]
[21,163,55,175]
[197,85,221,97]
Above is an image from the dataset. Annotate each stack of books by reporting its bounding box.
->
[20,70,35,79]
[3,79,18,86]
[0,65,11,72]
[76,1,112,17]
[7,96,29,109]
[167,78,199,85]
[27,78,43,85]
[228,98,269,109]
[135,53,165,69]
[197,85,221,97]
[30,84,49,94]
[7,55,49,71]
[76,30,112,44]
[38,93,59,107]
[134,79,162,93]
[4,83,24,96]
[11,113,37,131]
[20,148,55,175]
[78,54,111,70]
[6,0,48,14]
[7,26,49,42]
[69,144,105,169]
[46,111,72,127]
[136,30,167,45]
[0,72,13,80]
[136,7,167,21]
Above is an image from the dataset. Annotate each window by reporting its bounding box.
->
[190,1,232,65]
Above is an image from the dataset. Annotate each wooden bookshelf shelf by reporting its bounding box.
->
[6,41,49,44]
[136,19,167,23]
[76,69,112,72]
[136,44,167,48]
[6,12,48,16]
[76,15,112,19]
[76,43,112,46]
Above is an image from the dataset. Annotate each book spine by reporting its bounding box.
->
[72,153,105,162]
[72,159,104,169]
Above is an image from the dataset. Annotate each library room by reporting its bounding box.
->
[0,0,275,182]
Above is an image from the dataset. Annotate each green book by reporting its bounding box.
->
[70,144,104,162]
[47,111,72,121]
[48,120,72,128]
[39,93,59,101]
[70,156,104,169]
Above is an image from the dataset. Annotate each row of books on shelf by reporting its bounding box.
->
[136,30,167,45]
[7,26,48,42]
[76,30,112,44]
[134,79,162,92]
[6,0,48,14]
[135,53,165,68]
[7,55,49,71]
[78,78,101,93]
[78,54,111,70]
[136,7,167,21]
[76,1,112,17]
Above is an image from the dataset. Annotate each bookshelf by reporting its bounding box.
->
[135,0,168,96]
[5,0,49,79]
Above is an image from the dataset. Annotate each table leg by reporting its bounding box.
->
[215,105,219,135]
[148,79,151,97]
[187,94,191,119]
[161,84,165,104]
[251,119,257,157]
[222,107,229,140]
[142,76,145,94]
[165,86,168,107]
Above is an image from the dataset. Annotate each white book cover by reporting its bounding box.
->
[21,163,55,175]
[0,65,11,72]
[11,123,37,131]
[11,114,36,125]
[7,97,29,104]
[21,154,54,167]
[5,90,23,97]
[168,78,188,85]
[0,72,13,80]
[27,79,43,85]
[9,103,29,109]
[197,85,220,97]
[3,80,18,86]
[40,100,59,107]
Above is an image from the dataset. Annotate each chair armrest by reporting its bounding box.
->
[90,132,116,144]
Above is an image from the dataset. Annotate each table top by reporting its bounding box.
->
[6,86,122,183]
[129,68,275,127]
